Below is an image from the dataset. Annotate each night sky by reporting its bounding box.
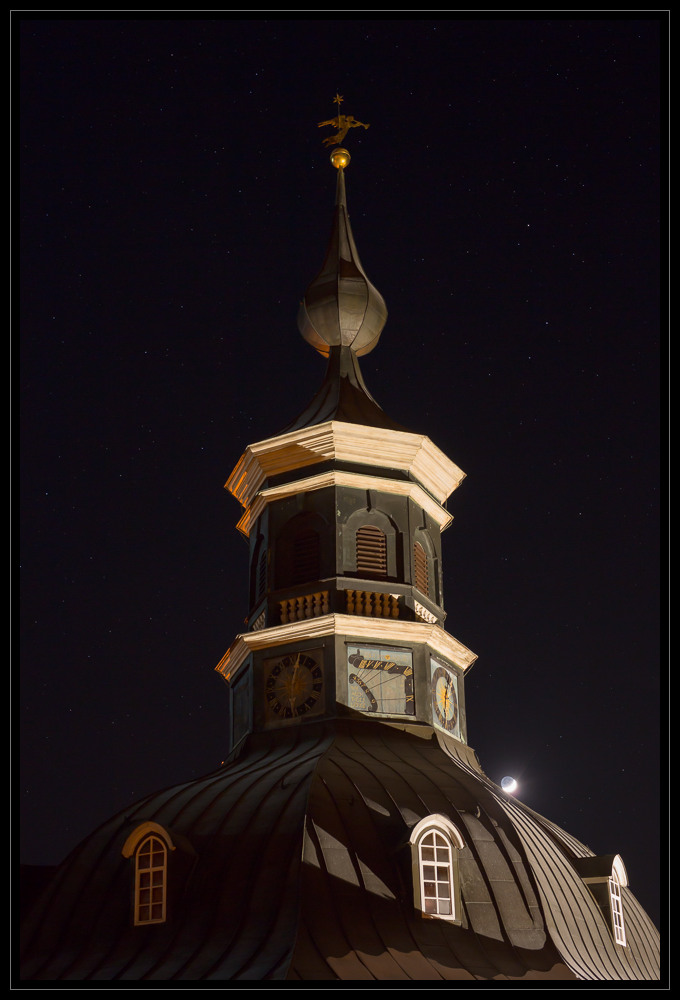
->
[18,16,663,929]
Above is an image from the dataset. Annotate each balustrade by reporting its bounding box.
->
[345,590,400,618]
[279,590,330,624]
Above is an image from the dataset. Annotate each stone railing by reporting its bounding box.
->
[279,591,330,623]
[345,590,400,618]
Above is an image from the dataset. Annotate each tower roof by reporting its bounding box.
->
[288,133,407,434]
[297,161,387,360]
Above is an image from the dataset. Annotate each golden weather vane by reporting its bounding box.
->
[318,93,370,148]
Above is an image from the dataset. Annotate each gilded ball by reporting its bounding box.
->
[330,147,351,170]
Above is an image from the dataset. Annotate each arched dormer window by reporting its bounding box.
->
[409,814,465,922]
[573,853,628,946]
[122,822,175,926]
[609,860,627,946]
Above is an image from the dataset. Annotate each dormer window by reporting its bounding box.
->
[122,822,176,927]
[573,853,629,946]
[409,814,465,922]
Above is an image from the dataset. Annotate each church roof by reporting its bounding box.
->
[20,721,659,981]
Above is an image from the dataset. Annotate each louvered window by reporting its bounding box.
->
[356,525,387,578]
[256,547,267,601]
[291,529,320,585]
[413,541,429,596]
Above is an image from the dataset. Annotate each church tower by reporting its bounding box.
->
[20,102,660,982]
[216,135,474,760]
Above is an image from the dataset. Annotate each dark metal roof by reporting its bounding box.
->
[297,167,388,360]
[281,344,410,435]
[20,721,659,981]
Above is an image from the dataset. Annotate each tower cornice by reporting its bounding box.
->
[226,420,466,510]
[233,467,454,537]
[215,614,478,685]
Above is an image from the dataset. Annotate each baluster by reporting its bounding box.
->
[322,590,329,614]
[346,589,355,614]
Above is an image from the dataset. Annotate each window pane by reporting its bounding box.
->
[422,846,435,861]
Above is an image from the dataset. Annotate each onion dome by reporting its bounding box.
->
[297,147,387,359]
[285,146,407,435]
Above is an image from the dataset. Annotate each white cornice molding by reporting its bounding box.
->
[234,468,454,537]
[215,614,477,683]
[226,421,465,510]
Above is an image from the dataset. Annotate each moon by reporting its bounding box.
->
[501,776,518,793]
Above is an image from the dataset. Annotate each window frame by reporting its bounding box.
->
[409,814,465,923]
[122,822,175,927]
[573,852,629,947]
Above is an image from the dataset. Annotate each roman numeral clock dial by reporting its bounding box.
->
[264,651,324,724]
[430,661,460,737]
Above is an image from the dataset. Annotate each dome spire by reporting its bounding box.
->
[297,96,387,359]
[285,98,404,434]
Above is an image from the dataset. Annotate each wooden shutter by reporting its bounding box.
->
[356,525,387,578]
[291,529,320,585]
[256,547,267,600]
[413,541,429,596]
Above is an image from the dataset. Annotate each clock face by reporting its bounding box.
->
[264,651,324,722]
[346,645,414,717]
[430,660,460,736]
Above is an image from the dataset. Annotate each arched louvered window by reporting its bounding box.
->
[413,540,429,596]
[356,524,387,578]
[134,834,168,925]
[409,815,465,922]
[256,546,268,601]
[291,528,320,585]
